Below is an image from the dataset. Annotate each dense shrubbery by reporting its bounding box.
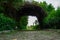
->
[44,8,60,29]
[0,13,16,31]
[40,2,60,29]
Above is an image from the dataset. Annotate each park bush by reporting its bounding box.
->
[0,13,16,31]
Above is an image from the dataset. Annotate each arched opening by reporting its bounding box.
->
[27,16,39,30]
[17,4,46,30]
[2,2,47,30]
[18,15,39,30]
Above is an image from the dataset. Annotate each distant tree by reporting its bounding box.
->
[44,10,56,29]
[44,7,60,29]
[47,4,55,12]
[39,1,55,14]
[40,1,47,10]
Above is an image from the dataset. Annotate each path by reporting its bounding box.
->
[0,30,60,40]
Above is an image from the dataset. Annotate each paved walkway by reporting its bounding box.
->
[0,31,60,40]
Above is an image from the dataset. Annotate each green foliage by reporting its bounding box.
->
[47,4,55,12]
[13,0,23,9]
[32,25,39,30]
[40,1,47,11]
[0,0,23,9]
[0,13,16,31]
[44,7,60,29]
[20,16,28,29]
[0,0,28,30]
[39,1,55,15]
[0,13,28,30]
[39,1,60,29]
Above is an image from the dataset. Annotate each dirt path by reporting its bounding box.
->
[0,31,60,40]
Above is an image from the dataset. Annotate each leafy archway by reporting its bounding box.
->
[1,2,47,30]
[17,4,47,30]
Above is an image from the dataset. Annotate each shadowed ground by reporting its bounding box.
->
[0,30,60,40]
